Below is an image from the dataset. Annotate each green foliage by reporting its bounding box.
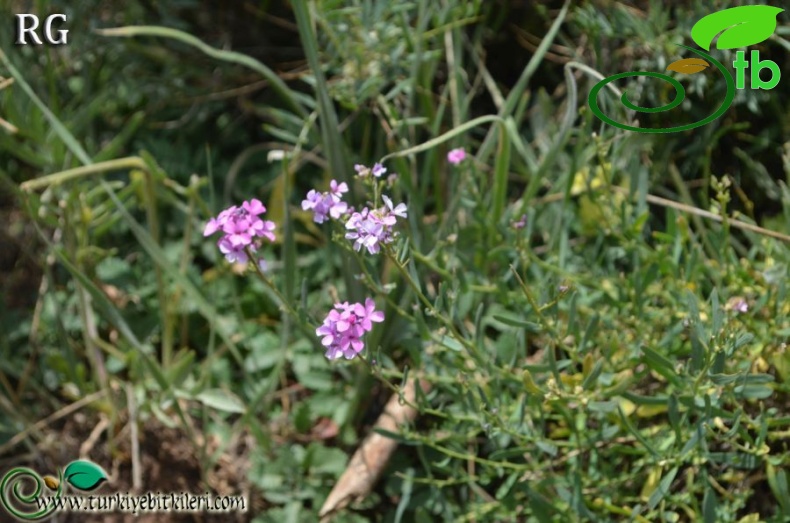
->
[2,0,790,522]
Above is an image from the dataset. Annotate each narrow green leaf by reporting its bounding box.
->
[703,484,718,523]
[668,393,681,436]
[708,372,742,385]
[372,428,418,445]
[582,359,604,390]
[495,473,519,500]
[166,350,196,388]
[648,466,679,509]
[622,392,669,406]
[618,406,659,458]
[526,487,556,523]
[196,389,246,414]
[522,369,544,395]
[734,384,773,399]
[579,313,599,353]
[439,335,464,352]
[93,112,146,163]
[140,351,170,390]
[587,400,618,413]
[400,365,410,392]
[492,314,541,331]
[492,123,511,223]
[394,468,414,523]
[641,347,680,385]
[0,49,91,165]
[710,289,722,335]
[767,462,790,513]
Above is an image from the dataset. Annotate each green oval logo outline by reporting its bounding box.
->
[588,45,736,134]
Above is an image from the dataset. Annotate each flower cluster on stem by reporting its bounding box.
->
[301,180,349,223]
[316,298,384,359]
[203,199,276,264]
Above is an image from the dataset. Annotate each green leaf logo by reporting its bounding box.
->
[63,460,108,491]
[691,5,784,51]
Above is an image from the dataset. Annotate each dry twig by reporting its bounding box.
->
[318,379,431,521]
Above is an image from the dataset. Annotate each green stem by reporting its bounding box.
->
[20,157,148,191]
[245,247,320,350]
[385,246,486,366]
[509,265,565,389]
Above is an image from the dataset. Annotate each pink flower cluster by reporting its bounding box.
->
[203,199,276,264]
[345,195,408,254]
[316,298,384,359]
[301,180,349,223]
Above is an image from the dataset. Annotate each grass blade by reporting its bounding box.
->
[96,26,307,118]
[476,0,571,163]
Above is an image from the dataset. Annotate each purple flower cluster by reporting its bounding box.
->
[345,195,408,254]
[354,163,387,178]
[299,164,408,255]
[301,180,349,223]
[203,199,276,264]
[316,298,384,359]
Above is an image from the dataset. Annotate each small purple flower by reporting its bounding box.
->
[447,148,466,165]
[346,208,385,254]
[733,298,748,313]
[316,299,384,360]
[203,199,276,264]
[372,163,387,177]
[382,195,407,220]
[218,237,252,264]
[354,163,387,178]
[354,298,385,331]
[511,214,527,229]
[302,180,349,223]
[329,180,349,197]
